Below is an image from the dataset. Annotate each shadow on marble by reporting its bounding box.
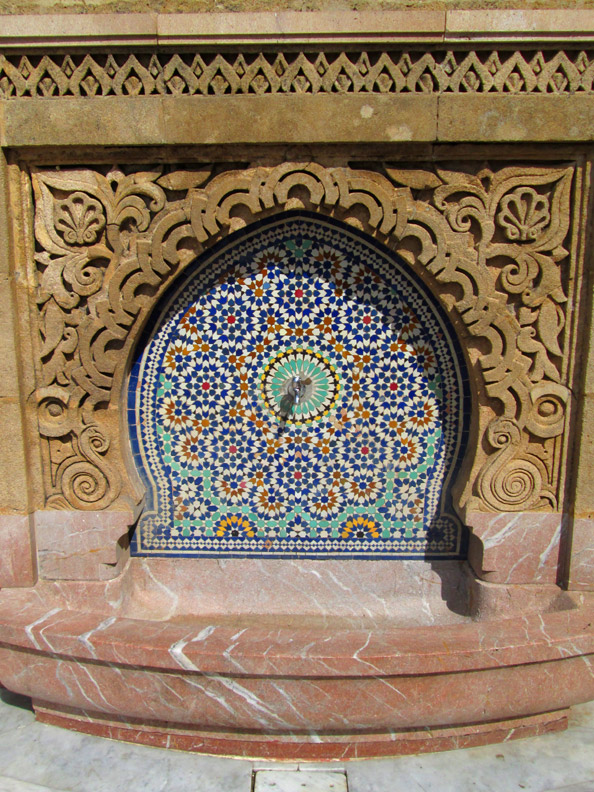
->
[0,688,33,738]
[0,688,33,712]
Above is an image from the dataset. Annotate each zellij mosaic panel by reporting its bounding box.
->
[129,214,469,558]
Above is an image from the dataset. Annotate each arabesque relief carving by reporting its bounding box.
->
[28,161,575,515]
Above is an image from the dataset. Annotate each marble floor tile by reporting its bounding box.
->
[543,785,594,792]
[346,701,594,792]
[0,690,251,792]
[0,688,593,792]
[254,770,348,792]
[0,778,66,792]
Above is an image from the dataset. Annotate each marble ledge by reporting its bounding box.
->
[444,10,594,41]
[0,590,593,678]
[0,11,445,49]
[2,647,587,742]
[30,705,570,760]
[567,517,594,591]
[34,510,134,581]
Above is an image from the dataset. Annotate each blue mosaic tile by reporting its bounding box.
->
[129,213,470,558]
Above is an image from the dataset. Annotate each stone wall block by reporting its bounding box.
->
[0,401,32,514]
[0,513,36,587]
[466,512,563,585]
[566,518,594,591]
[2,97,165,148]
[438,95,594,143]
[0,284,20,396]
[161,95,437,146]
[35,510,134,581]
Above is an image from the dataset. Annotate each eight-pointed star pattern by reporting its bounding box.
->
[129,214,469,558]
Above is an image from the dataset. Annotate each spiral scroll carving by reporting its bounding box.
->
[477,419,552,512]
[54,425,117,511]
[29,161,576,512]
[61,460,108,508]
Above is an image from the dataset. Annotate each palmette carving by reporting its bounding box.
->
[496,188,551,242]
[54,192,106,246]
[30,162,575,512]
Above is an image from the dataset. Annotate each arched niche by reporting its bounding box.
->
[127,212,471,559]
[29,161,572,582]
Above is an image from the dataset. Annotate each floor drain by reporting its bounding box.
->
[253,770,348,792]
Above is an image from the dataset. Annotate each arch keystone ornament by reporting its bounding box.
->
[27,161,577,568]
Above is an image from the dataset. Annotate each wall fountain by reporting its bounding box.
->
[1,10,594,760]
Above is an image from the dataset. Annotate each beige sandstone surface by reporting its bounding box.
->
[2,0,594,15]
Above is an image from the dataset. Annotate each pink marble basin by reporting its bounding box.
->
[0,558,592,759]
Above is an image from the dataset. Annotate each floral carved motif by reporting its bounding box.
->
[497,187,551,242]
[54,192,106,246]
[29,162,575,514]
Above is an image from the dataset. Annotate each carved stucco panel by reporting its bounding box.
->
[27,161,575,519]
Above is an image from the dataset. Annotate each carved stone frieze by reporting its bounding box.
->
[1,50,594,99]
[28,161,576,515]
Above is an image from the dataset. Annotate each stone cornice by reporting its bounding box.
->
[0,9,594,50]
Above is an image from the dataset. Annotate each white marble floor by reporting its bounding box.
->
[0,689,593,792]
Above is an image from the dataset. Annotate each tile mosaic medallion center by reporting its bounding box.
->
[261,348,341,424]
[129,214,469,558]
